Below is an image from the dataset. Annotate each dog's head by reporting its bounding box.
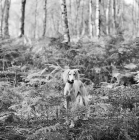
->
[62,69,80,84]
[68,69,80,84]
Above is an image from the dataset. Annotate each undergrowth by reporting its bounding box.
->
[1,35,139,140]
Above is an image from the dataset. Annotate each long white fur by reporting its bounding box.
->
[62,69,90,127]
[62,69,70,84]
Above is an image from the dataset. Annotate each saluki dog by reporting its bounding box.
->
[62,69,90,128]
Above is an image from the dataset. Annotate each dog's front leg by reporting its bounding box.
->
[64,88,70,125]
[65,95,71,125]
[64,99,70,125]
[64,86,69,110]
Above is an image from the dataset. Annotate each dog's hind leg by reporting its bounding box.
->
[82,95,90,120]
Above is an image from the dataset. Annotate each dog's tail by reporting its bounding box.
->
[76,94,84,106]
[76,92,89,107]
[81,85,89,106]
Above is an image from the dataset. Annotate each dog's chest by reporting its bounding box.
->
[68,85,76,98]
[67,84,80,101]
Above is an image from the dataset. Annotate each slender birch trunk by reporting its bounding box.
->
[60,0,70,45]
[137,0,139,36]
[76,0,81,39]
[111,0,115,33]
[120,0,123,30]
[0,0,4,38]
[3,0,10,39]
[69,0,72,16]
[106,0,110,35]
[68,0,73,36]
[111,0,117,34]
[19,0,26,37]
[96,0,100,38]
[132,0,134,36]
[134,0,138,37]
[42,0,47,37]
[89,0,93,39]
[113,0,116,30]
[81,0,85,36]
[34,0,38,38]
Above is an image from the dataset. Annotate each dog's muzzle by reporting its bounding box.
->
[66,95,71,102]
[68,80,74,84]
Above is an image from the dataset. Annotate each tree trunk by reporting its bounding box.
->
[3,0,10,39]
[34,0,38,38]
[106,0,110,35]
[111,0,115,34]
[134,0,138,37]
[69,0,72,17]
[89,0,93,39]
[0,0,4,38]
[136,0,139,36]
[120,0,123,30]
[19,0,26,37]
[69,0,72,35]
[81,0,85,37]
[76,0,81,39]
[60,0,70,45]
[132,0,135,36]
[116,0,123,34]
[42,0,47,37]
[113,0,116,30]
[96,0,100,38]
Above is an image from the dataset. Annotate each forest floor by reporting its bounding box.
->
[0,107,127,140]
[0,117,115,140]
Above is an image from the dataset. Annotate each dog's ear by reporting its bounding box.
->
[62,69,70,83]
[75,69,80,80]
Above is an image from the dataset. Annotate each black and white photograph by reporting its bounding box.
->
[0,0,139,140]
